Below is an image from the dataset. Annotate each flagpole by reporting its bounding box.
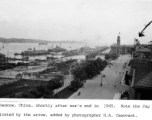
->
[134,38,135,52]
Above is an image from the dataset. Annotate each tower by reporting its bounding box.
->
[117,33,121,46]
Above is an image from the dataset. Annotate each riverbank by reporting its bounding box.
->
[0,47,110,98]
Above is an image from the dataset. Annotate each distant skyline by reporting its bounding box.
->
[0,0,152,46]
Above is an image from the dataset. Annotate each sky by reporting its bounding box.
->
[0,0,152,46]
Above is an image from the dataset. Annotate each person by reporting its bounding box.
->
[78,92,81,96]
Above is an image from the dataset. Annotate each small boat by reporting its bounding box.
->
[28,48,32,50]
[39,42,48,45]
[46,56,56,60]
[14,53,21,55]
[22,57,29,61]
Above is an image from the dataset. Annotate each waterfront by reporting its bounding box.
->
[0,44,109,98]
[0,42,87,60]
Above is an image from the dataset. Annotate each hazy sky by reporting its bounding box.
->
[0,0,152,46]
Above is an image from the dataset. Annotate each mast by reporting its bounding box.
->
[7,49,9,63]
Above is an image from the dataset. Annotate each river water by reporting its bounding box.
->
[0,42,87,60]
[0,42,109,62]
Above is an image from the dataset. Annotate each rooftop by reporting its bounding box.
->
[132,61,152,88]
[111,45,134,48]
[135,71,152,89]
[136,47,151,53]
[130,58,149,67]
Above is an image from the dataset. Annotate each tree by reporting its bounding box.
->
[72,57,107,83]
[69,78,83,91]
[47,74,64,90]
[15,93,31,98]
[84,62,97,78]
[73,67,87,82]
[29,89,41,98]
[46,81,54,91]
[32,85,54,98]
[43,89,54,98]
[36,85,46,96]
[105,53,111,60]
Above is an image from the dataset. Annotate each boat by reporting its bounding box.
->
[48,45,66,53]
[28,48,32,50]
[21,49,50,56]
[39,42,48,45]
[14,53,21,55]
[46,56,57,60]
[22,56,29,61]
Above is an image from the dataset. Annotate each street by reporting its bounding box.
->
[69,54,131,99]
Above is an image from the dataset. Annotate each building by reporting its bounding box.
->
[121,38,152,100]
[133,44,151,59]
[126,44,152,100]
[0,53,6,61]
[129,59,152,100]
[111,34,134,54]
[117,35,120,46]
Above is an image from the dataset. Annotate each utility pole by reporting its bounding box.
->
[100,72,103,86]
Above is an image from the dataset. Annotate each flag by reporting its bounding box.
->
[134,38,138,42]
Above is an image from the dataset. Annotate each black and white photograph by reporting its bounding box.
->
[0,0,152,100]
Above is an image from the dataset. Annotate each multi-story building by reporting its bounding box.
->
[125,42,152,100]
[133,44,151,59]
[128,58,152,100]
[111,34,134,54]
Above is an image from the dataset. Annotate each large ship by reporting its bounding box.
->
[48,45,66,53]
[21,49,50,56]
[15,48,50,56]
